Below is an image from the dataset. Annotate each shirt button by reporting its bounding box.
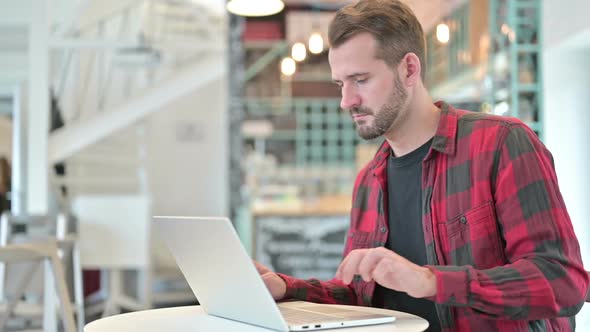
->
[380,227,387,233]
[460,216,467,224]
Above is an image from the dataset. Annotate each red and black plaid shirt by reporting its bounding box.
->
[279,102,589,331]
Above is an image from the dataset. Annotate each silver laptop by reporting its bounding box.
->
[153,216,396,331]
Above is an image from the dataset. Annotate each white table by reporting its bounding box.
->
[85,305,429,332]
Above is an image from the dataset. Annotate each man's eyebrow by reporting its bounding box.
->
[332,72,370,84]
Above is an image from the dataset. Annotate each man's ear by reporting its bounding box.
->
[400,52,421,87]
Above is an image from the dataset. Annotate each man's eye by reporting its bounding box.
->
[355,78,368,85]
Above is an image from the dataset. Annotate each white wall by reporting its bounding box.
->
[544,45,590,329]
[543,0,590,49]
[543,4,590,322]
[145,77,228,267]
[146,77,228,218]
[0,0,32,25]
[543,47,590,258]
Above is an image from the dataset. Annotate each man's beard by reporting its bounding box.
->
[350,76,408,140]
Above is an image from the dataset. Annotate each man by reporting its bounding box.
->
[256,0,589,331]
[0,156,10,214]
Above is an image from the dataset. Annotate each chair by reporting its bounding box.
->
[0,212,84,331]
[0,241,76,332]
[73,194,152,317]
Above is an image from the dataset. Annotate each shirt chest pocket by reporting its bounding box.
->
[436,201,506,269]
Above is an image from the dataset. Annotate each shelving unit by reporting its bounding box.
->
[489,0,543,138]
[242,98,365,166]
[427,0,543,139]
[426,2,472,89]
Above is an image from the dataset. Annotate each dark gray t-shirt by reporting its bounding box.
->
[374,138,441,332]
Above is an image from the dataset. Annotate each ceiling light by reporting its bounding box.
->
[308,32,324,54]
[226,0,285,17]
[291,42,307,62]
[436,23,450,44]
[281,57,296,76]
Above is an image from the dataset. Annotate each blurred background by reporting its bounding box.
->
[0,0,588,330]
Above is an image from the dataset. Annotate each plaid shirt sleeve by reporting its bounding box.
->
[276,273,358,305]
[274,162,383,306]
[427,123,589,319]
[276,229,360,305]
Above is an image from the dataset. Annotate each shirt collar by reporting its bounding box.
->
[430,101,458,157]
[368,101,459,173]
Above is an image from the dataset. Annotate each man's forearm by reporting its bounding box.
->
[427,260,589,320]
[278,273,358,305]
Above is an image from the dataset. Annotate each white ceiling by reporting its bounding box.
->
[188,0,226,17]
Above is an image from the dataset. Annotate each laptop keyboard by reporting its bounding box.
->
[279,307,340,325]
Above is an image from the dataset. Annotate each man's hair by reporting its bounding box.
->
[328,0,426,81]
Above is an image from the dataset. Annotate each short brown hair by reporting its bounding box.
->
[328,0,426,80]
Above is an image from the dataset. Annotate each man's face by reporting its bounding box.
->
[329,33,408,140]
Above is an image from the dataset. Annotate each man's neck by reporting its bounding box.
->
[384,95,441,157]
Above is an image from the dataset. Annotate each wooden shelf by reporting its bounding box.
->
[252,194,351,217]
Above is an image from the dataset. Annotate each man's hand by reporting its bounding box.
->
[336,247,437,299]
[254,261,287,301]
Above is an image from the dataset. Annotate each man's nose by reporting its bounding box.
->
[340,85,361,110]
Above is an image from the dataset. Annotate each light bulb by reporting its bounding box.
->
[436,23,450,44]
[226,0,284,17]
[291,42,307,62]
[281,57,296,76]
[308,32,324,54]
